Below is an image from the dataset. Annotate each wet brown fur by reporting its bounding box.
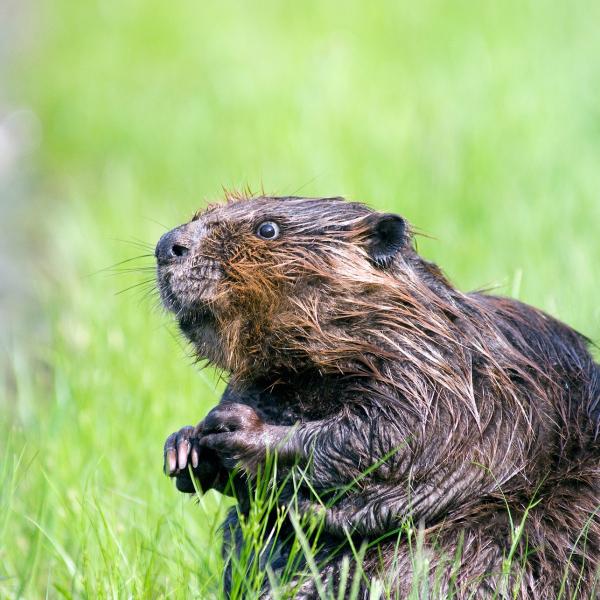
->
[157,195,600,598]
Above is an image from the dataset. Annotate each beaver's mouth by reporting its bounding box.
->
[156,262,220,325]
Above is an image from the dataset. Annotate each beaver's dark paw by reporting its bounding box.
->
[202,403,264,435]
[163,424,225,493]
[199,403,268,470]
[164,425,197,475]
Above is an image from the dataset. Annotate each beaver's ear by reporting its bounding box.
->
[364,213,407,268]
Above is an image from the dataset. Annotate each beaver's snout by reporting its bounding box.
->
[155,226,192,264]
[155,218,221,323]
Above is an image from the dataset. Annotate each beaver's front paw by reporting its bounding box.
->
[199,403,270,471]
[163,424,226,493]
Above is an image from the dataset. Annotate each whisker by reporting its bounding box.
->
[138,285,160,305]
[89,254,155,277]
[115,278,156,296]
[141,216,171,231]
[411,227,436,241]
[111,237,155,252]
[285,175,322,197]
[103,266,157,276]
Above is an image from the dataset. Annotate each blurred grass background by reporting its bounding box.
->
[1,0,599,597]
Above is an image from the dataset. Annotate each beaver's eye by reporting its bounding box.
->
[256,221,280,240]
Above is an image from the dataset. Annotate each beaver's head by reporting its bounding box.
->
[156,195,451,379]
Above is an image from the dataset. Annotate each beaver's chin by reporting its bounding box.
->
[177,305,214,332]
[177,307,225,365]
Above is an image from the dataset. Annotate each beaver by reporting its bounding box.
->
[157,194,600,599]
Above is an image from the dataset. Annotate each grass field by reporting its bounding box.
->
[1,0,600,597]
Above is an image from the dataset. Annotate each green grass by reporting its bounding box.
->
[1,0,600,597]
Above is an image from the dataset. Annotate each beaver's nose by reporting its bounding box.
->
[155,228,190,263]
